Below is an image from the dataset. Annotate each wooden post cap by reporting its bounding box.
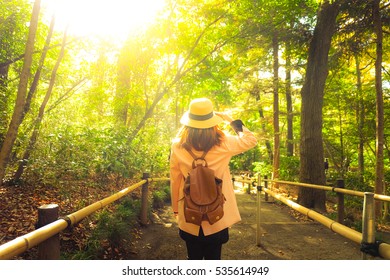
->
[38,204,59,210]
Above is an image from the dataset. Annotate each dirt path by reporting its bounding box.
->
[128,191,366,260]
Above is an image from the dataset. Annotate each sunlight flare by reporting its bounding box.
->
[42,0,166,39]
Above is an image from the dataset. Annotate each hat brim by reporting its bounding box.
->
[180,112,223,129]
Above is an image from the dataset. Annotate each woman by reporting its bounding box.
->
[170,97,257,260]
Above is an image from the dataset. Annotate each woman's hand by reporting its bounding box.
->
[215,112,234,123]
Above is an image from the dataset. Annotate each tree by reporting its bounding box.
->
[355,54,365,184]
[285,39,294,157]
[298,0,340,211]
[13,29,68,182]
[0,0,41,184]
[251,82,273,162]
[373,0,384,217]
[121,3,233,143]
[272,31,280,181]
[0,0,31,145]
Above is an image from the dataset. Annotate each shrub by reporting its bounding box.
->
[279,156,300,181]
[69,198,140,259]
[152,184,170,209]
[252,161,272,178]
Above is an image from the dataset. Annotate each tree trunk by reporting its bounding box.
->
[128,81,168,141]
[22,15,55,121]
[285,41,294,157]
[337,93,346,177]
[14,29,67,182]
[0,0,41,184]
[355,54,365,184]
[272,32,280,181]
[298,0,340,212]
[373,0,384,217]
[252,84,273,162]
[115,46,131,126]
[0,14,16,145]
[0,64,10,145]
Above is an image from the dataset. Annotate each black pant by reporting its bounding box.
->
[179,227,229,260]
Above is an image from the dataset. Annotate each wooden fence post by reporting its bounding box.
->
[336,179,345,224]
[140,172,150,226]
[37,204,60,259]
[362,192,375,260]
[256,174,262,246]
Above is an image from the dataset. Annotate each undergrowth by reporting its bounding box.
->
[64,184,171,260]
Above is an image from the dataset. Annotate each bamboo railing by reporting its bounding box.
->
[233,175,390,260]
[0,176,170,260]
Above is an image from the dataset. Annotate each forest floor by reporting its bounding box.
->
[1,180,390,260]
[0,179,140,259]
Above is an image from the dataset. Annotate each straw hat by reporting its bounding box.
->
[180,98,223,129]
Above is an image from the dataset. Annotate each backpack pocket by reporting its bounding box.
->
[184,206,203,226]
[206,204,224,225]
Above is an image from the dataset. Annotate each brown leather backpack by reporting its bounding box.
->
[182,144,225,226]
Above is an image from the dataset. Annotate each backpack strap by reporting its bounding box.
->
[182,143,209,167]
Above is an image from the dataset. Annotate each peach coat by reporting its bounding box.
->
[170,126,257,236]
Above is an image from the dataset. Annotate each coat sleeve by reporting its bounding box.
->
[169,146,183,213]
[224,126,258,156]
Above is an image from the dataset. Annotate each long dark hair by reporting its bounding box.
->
[178,126,225,151]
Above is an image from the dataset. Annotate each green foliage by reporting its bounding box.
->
[152,184,171,209]
[252,161,272,178]
[0,0,31,62]
[279,156,300,181]
[0,0,32,141]
[93,127,134,179]
[385,168,390,196]
[229,149,258,174]
[252,147,299,183]
[343,172,373,192]
[23,121,170,186]
[69,198,140,259]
